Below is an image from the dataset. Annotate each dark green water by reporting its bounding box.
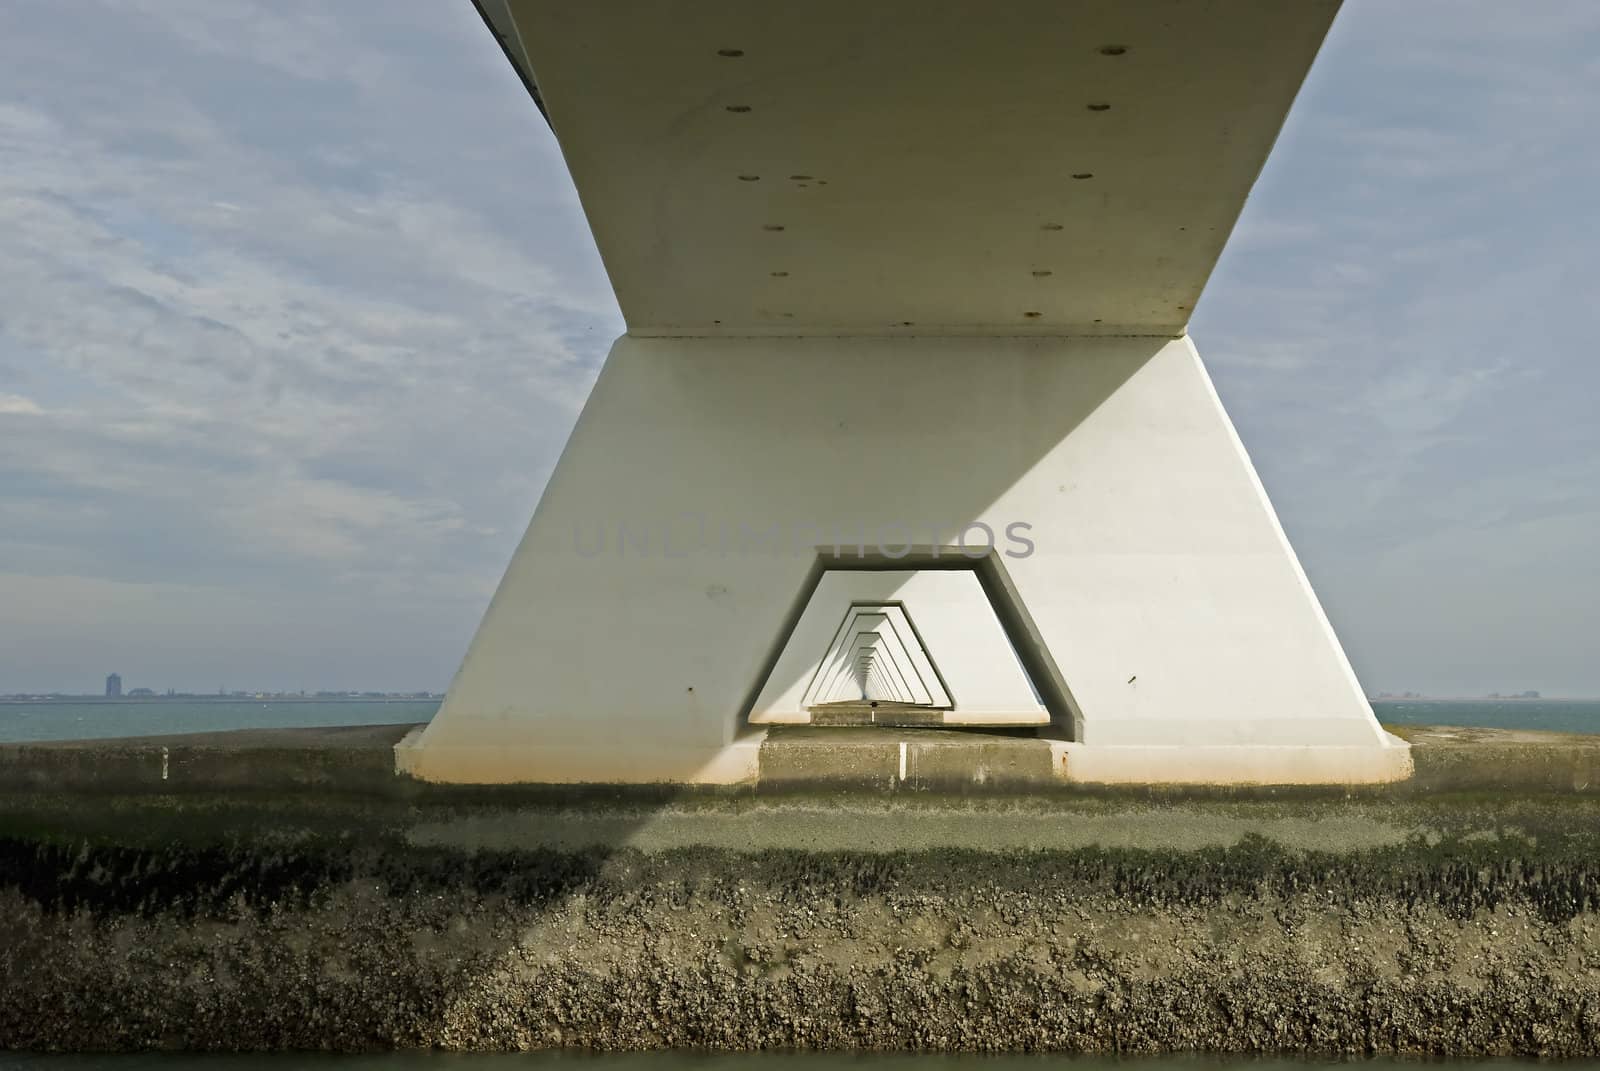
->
[0,698,1596,744]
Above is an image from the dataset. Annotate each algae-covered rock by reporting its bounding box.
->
[2,793,1599,1054]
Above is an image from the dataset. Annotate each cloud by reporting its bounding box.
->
[0,0,619,690]
[0,395,43,415]
[2,0,1598,696]
[1195,0,1600,693]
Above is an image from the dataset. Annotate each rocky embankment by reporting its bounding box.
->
[2,792,1600,1054]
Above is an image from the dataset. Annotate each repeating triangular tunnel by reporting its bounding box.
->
[802,603,951,710]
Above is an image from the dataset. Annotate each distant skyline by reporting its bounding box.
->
[3,1,1600,696]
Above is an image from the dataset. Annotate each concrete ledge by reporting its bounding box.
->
[393,730,766,786]
[1,721,1598,797]
[758,726,1056,792]
[1393,723,1600,794]
[1050,736,1414,786]
[758,727,1411,792]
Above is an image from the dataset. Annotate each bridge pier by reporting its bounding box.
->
[402,334,1406,784]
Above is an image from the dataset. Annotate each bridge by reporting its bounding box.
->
[398,0,1410,785]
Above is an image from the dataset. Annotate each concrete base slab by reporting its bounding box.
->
[392,726,767,787]
[1050,736,1415,786]
[757,727,1412,790]
[3,721,1597,796]
[757,726,1056,792]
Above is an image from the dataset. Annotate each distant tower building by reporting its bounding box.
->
[105,673,122,698]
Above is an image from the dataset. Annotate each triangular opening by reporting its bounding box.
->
[749,567,1049,727]
[803,602,952,714]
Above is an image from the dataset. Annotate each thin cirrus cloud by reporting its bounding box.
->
[0,0,616,691]
[2,0,1598,697]
[1196,0,1600,698]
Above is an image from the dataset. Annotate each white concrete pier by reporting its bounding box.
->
[399,0,1409,785]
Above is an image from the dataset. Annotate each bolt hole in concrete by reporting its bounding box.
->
[1072,173,1094,180]
[1099,44,1128,56]
[1087,102,1112,111]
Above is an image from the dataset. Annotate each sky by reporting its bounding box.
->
[0,1,1597,697]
